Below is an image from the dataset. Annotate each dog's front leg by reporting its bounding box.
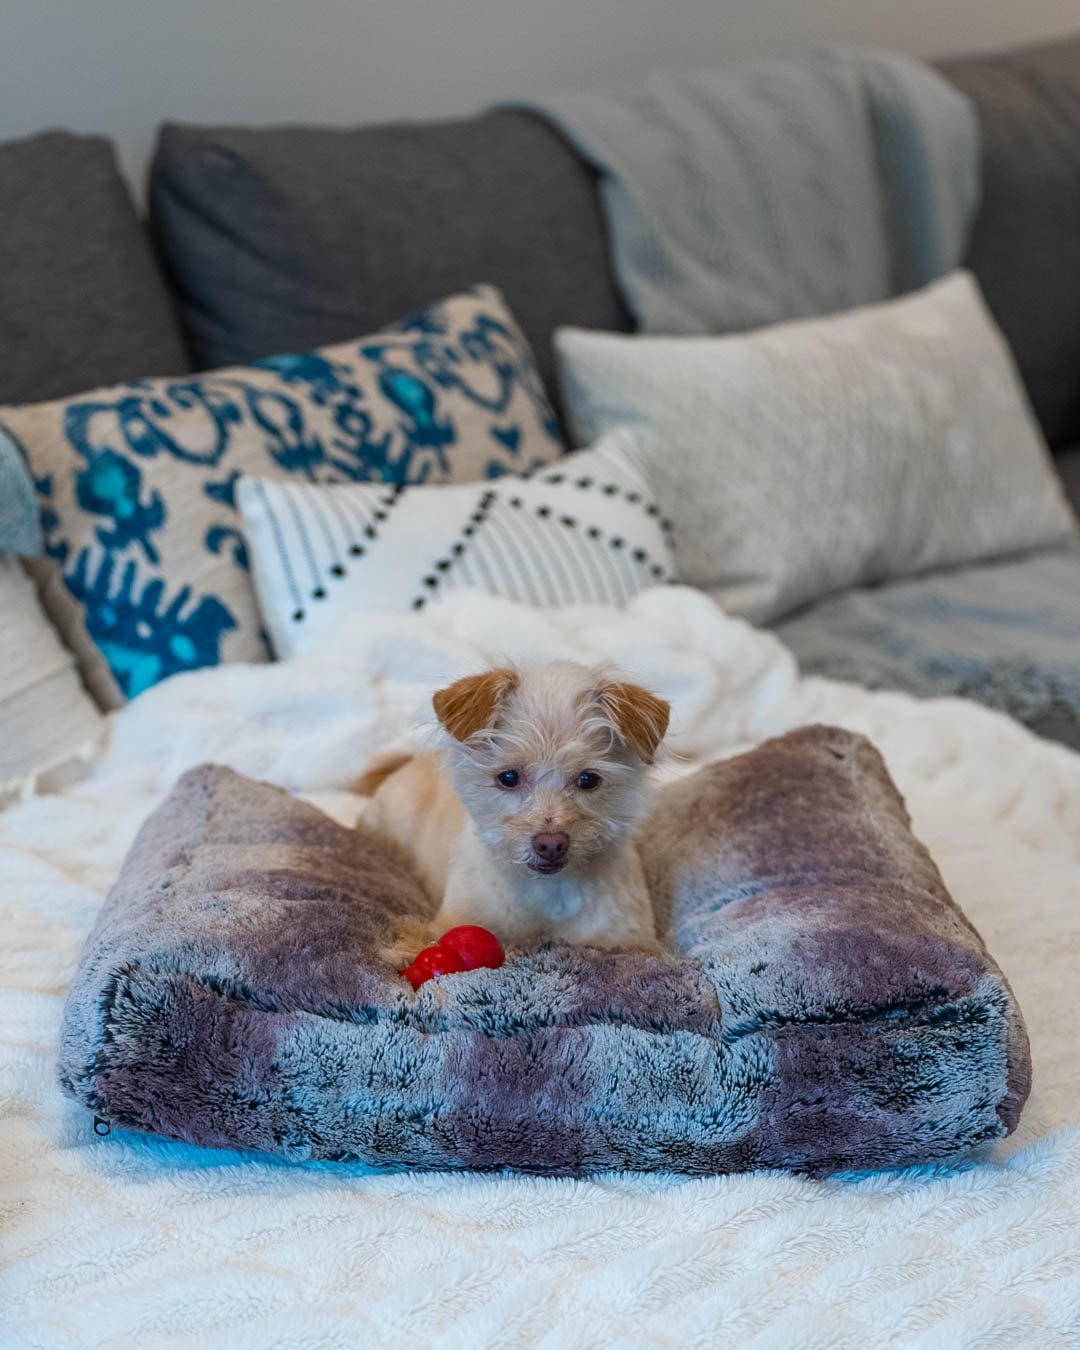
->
[379,916,440,972]
[432,833,514,937]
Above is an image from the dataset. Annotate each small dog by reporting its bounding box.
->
[360,661,669,949]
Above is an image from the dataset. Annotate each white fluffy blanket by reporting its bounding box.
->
[3,587,1080,1348]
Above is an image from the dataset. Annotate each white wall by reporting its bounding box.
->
[2,0,1077,191]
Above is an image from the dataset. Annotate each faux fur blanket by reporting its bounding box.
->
[4,587,1080,1345]
[57,728,1028,1174]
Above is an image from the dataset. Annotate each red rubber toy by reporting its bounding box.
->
[401,925,505,989]
[436,925,505,971]
[402,945,466,990]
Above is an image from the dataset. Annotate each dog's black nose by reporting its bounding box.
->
[532,831,569,863]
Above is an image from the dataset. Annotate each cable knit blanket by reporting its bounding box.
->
[521,49,978,332]
[774,544,1080,752]
[4,587,1080,1345]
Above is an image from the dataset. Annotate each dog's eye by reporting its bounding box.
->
[495,769,520,789]
[577,770,603,791]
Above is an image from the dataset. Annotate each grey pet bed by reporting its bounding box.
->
[58,725,1030,1175]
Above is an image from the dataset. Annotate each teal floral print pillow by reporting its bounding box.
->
[2,287,562,702]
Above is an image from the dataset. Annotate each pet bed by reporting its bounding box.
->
[58,724,1029,1175]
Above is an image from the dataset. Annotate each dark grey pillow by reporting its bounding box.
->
[148,111,630,399]
[939,34,1080,451]
[0,131,190,404]
[1057,445,1080,519]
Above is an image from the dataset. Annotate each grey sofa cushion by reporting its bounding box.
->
[939,34,1080,450]
[0,131,190,406]
[1057,445,1080,519]
[0,131,190,767]
[148,112,630,400]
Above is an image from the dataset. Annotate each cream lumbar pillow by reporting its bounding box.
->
[0,553,104,805]
[237,428,677,660]
[557,271,1077,623]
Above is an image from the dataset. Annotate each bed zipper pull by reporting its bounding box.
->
[93,1115,111,1137]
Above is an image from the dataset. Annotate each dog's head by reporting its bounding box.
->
[433,662,669,877]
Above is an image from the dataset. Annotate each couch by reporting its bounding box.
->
[2,31,1080,789]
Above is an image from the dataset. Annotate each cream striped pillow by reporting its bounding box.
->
[237,429,676,659]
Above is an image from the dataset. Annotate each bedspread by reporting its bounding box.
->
[3,586,1079,1347]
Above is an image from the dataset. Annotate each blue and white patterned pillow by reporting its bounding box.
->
[1,287,562,703]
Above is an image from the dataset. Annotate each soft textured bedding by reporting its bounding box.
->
[57,730,1028,1175]
[774,543,1080,751]
[522,49,977,333]
[4,586,1080,1345]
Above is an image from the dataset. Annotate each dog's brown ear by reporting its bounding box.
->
[433,668,518,742]
[599,681,670,763]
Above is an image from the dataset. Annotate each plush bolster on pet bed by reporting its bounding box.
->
[58,726,1030,1175]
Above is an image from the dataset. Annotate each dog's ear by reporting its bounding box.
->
[598,681,670,764]
[433,668,518,742]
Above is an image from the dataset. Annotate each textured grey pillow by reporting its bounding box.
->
[558,271,1077,624]
[0,131,189,407]
[149,112,630,399]
[939,33,1080,451]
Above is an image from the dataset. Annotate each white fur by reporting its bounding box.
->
[424,660,661,946]
[4,586,1080,1345]
[438,815,655,946]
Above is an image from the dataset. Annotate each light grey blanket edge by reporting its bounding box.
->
[0,426,42,556]
[513,48,979,334]
[773,544,1080,751]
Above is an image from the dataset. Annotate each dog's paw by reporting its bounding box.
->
[570,922,666,954]
[380,917,437,972]
[627,936,666,956]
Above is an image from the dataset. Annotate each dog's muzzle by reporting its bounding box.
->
[529,831,570,875]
